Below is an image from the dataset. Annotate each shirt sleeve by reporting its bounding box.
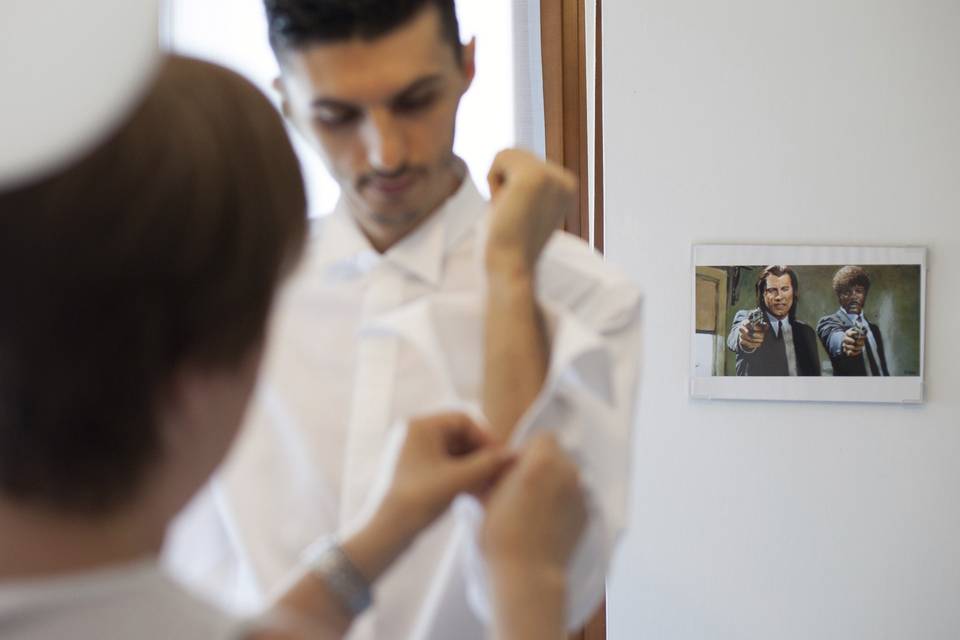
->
[816,314,846,357]
[359,238,643,631]
[463,269,643,630]
[727,309,756,354]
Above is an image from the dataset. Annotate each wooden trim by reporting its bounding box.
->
[541,0,589,239]
[584,601,607,640]
[592,0,604,255]
[585,3,607,625]
[544,2,607,638]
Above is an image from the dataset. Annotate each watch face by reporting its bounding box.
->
[0,0,161,189]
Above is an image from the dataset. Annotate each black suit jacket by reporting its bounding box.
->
[816,311,890,376]
[726,310,822,376]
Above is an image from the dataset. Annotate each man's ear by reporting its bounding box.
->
[460,37,477,92]
[273,76,293,120]
[273,74,318,145]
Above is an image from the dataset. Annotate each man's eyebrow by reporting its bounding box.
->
[310,75,444,111]
[392,74,445,101]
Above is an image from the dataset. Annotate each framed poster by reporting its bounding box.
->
[691,245,926,403]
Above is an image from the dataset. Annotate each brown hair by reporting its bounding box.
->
[755,265,800,320]
[265,0,462,63]
[832,265,871,297]
[0,56,307,514]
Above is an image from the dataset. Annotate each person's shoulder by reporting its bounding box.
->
[536,231,641,325]
[539,231,635,292]
[815,311,843,330]
[793,318,818,337]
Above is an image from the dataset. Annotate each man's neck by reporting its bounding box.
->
[0,498,164,581]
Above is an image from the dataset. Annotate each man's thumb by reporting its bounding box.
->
[447,447,514,494]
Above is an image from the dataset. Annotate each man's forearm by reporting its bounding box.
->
[827,330,845,357]
[270,502,415,637]
[483,255,549,442]
[491,562,568,640]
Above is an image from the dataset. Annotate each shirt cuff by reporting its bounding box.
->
[455,492,609,631]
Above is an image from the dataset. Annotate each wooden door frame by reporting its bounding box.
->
[541,1,607,638]
[540,0,589,241]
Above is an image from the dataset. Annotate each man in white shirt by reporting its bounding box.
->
[0,52,589,640]
[180,1,643,637]
[816,265,890,376]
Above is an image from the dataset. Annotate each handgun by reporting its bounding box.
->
[746,308,768,332]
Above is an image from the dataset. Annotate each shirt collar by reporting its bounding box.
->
[841,308,868,325]
[315,170,486,286]
[766,311,788,330]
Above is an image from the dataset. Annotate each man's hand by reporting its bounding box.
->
[481,433,587,576]
[486,149,577,275]
[382,413,514,538]
[481,433,588,640]
[841,328,866,357]
[336,413,512,594]
[738,321,767,352]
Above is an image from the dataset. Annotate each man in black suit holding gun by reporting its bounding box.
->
[727,265,822,376]
[817,266,890,376]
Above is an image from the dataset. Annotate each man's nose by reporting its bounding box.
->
[363,110,407,174]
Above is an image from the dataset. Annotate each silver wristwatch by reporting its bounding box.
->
[301,537,373,616]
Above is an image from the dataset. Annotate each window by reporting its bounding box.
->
[162,0,536,215]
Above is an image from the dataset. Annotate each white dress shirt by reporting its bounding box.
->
[171,175,643,640]
[0,560,248,640]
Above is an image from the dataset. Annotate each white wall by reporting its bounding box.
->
[603,1,960,638]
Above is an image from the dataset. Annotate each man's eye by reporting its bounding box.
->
[314,110,359,127]
[394,93,436,114]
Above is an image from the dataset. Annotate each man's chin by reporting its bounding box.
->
[368,207,422,228]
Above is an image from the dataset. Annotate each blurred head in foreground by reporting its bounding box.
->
[0,55,307,525]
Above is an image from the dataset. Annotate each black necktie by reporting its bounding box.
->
[775,320,783,341]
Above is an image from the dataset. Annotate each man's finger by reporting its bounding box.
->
[408,412,487,455]
[411,412,474,433]
[446,448,515,495]
[443,418,494,456]
[486,149,524,197]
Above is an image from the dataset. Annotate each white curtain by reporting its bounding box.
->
[512,0,547,158]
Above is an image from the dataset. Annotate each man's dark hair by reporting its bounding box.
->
[0,56,307,514]
[755,265,800,320]
[264,0,462,61]
[832,265,871,297]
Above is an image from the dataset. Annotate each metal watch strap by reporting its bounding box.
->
[302,537,373,616]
